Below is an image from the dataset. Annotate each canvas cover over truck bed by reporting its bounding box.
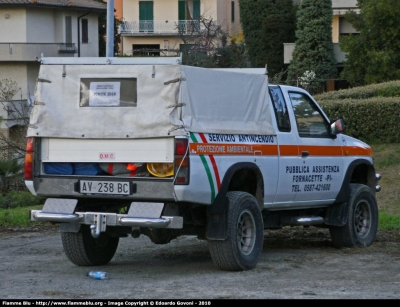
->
[27,57,275,139]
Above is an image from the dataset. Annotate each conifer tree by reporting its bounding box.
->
[262,0,297,77]
[287,0,337,93]
[239,0,269,68]
[239,0,296,76]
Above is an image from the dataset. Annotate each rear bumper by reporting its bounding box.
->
[30,210,181,228]
[30,198,183,238]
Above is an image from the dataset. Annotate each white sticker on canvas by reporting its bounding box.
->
[89,82,121,106]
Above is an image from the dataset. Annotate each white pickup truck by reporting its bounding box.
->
[27,56,381,271]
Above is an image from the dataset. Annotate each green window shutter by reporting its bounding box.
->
[178,0,186,21]
[193,0,200,20]
[139,1,153,32]
[139,1,153,21]
[148,1,154,21]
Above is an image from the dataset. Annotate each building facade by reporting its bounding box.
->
[0,0,106,140]
[119,0,241,56]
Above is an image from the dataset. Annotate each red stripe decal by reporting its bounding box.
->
[199,133,221,190]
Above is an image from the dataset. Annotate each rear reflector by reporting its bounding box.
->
[175,139,187,155]
[24,138,34,180]
[174,138,189,185]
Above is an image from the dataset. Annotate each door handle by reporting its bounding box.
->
[302,151,309,157]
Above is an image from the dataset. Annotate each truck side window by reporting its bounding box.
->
[288,92,329,138]
[269,86,290,132]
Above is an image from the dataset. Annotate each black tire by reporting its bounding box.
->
[61,225,119,266]
[208,191,264,271]
[329,184,378,248]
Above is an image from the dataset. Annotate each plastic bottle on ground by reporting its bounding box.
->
[86,271,109,280]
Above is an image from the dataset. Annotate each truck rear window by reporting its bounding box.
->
[79,78,137,107]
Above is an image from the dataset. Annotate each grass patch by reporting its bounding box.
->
[0,205,43,227]
[379,210,400,231]
[371,143,400,168]
[371,143,400,224]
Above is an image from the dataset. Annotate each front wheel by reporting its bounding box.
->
[208,191,264,271]
[61,225,119,266]
[329,184,378,248]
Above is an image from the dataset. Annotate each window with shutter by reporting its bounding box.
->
[178,0,200,20]
[82,19,88,43]
[65,16,72,44]
[139,1,154,32]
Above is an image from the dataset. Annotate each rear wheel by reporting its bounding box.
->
[329,184,378,248]
[61,225,119,266]
[208,191,264,271]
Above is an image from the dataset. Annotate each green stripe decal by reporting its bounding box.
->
[190,133,216,202]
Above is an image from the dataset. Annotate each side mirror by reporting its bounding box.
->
[330,119,345,136]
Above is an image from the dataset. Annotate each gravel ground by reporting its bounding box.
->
[1,225,400,300]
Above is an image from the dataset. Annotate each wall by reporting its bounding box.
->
[53,11,66,43]
[339,17,356,34]
[0,63,28,129]
[123,0,221,26]
[79,13,101,57]
[26,8,56,43]
[332,15,339,43]
[0,8,27,42]
[124,0,178,22]
[122,35,182,55]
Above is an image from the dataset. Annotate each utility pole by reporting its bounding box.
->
[106,0,115,57]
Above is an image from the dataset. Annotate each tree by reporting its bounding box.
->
[239,0,297,76]
[177,16,249,68]
[97,0,122,56]
[261,0,297,77]
[239,0,268,68]
[286,0,337,93]
[0,78,29,160]
[340,0,400,86]
[0,78,25,193]
[0,159,22,194]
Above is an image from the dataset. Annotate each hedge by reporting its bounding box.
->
[314,80,400,101]
[318,97,400,143]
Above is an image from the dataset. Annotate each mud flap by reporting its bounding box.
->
[324,202,348,226]
[206,195,229,240]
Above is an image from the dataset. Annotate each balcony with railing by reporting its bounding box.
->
[58,43,78,54]
[0,43,77,61]
[332,0,357,9]
[120,20,209,36]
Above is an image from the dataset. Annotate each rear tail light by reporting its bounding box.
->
[24,137,34,180]
[174,138,189,185]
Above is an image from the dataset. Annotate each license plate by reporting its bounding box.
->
[80,180,131,195]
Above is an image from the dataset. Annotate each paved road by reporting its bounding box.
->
[1,227,400,299]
